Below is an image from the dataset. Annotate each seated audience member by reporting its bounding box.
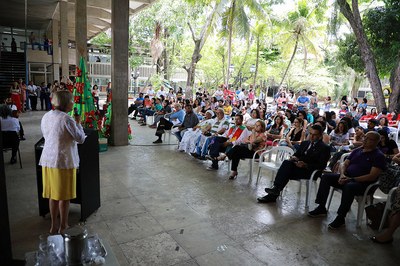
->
[241,106,251,123]
[225,120,267,179]
[378,116,390,134]
[206,114,249,170]
[325,111,336,135]
[192,108,229,159]
[129,93,144,118]
[223,100,233,117]
[344,112,359,132]
[377,129,399,160]
[0,105,20,164]
[297,110,308,129]
[132,95,152,119]
[148,100,172,128]
[308,131,386,229]
[303,107,314,124]
[354,107,365,121]
[257,124,331,203]
[370,153,400,244]
[312,120,330,144]
[153,103,185,144]
[351,126,365,148]
[283,117,305,150]
[5,98,25,140]
[370,185,400,244]
[139,98,163,126]
[329,121,350,152]
[172,105,199,142]
[178,110,214,153]
[376,107,389,120]
[244,109,260,131]
[266,115,285,146]
[285,109,295,123]
[366,119,378,133]
[338,104,348,118]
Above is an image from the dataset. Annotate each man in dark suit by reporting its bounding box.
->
[257,124,331,203]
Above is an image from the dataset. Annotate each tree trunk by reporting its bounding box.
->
[278,35,299,89]
[389,57,400,112]
[253,36,260,89]
[163,27,169,80]
[225,0,235,88]
[337,0,386,111]
[350,72,362,99]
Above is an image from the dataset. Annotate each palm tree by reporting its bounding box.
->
[220,0,264,88]
[277,0,325,89]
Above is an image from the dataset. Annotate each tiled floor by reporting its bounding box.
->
[6,111,400,265]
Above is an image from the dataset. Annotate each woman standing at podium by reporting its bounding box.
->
[39,90,86,234]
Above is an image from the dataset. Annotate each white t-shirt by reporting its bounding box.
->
[0,116,20,131]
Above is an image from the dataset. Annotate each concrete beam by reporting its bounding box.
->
[75,0,87,64]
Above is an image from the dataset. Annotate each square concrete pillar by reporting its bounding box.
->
[111,0,129,146]
[60,0,69,78]
[52,19,60,82]
[75,0,87,65]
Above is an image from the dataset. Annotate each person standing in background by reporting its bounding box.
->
[39,90,86,234]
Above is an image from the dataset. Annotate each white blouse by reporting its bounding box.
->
[0,116,20,132]
[39,110,86,169]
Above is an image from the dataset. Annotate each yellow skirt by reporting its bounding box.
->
[42,167,77,200]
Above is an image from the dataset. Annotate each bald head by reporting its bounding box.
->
[363,131,380,150]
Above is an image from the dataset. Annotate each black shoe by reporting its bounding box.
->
[10,157,17,164]
[205,155,216,161]
[153,139,162,144]
[140,123,147,126]
[308,206,327,217]
[328,216,345,229]
[198,156,206,161]
[264,186,281,196]
[257,194,277,203]
[20,137,26,141]
[190,152,199,158]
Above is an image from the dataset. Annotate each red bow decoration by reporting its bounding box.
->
[74,96,80,103]
[67,84,74,92]
[76,67,82,77]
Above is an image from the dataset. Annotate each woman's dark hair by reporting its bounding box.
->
[353,97,358,103]
[341,116,353,130]
[334,121,349,134]
[0,104,12,119]
[325,111,332,121]
[371,108,377,114]
[211,97,217,103]
[251,108,260,118]
[273,115,284,128]
[377,129,390,144]
[298,110,307,118]
[379,116,389,126]
[341,95,348,102]
[314,120,326,131]
[363,98,368,103]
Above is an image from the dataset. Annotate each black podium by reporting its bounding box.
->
[34,128,100,222]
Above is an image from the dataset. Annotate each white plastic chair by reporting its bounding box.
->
[378,186,398,231]
[388,127,398,143]
[256,145,294,185]
[326,153,380,227]
[291,169,322,209]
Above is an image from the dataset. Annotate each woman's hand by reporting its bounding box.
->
[74,114,81,124]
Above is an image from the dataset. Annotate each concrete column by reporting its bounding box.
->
[75,0,87,65]
[60,0,69,77]
[111,0,129,146]
[52,19,60,82]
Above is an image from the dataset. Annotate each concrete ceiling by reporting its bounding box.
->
[0,0,155,40]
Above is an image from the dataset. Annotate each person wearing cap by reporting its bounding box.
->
[178,110,214,153]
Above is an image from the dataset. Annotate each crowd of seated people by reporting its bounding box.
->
[129,87,400,241]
